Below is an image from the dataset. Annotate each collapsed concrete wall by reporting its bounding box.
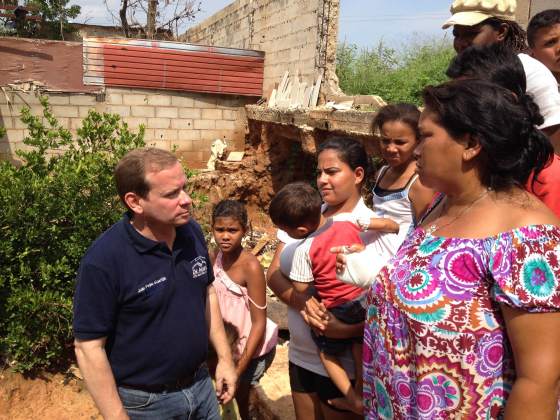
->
[182,0,341,99]
[0,88,252,168]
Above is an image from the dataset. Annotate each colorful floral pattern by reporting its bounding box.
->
[364,225,560,419]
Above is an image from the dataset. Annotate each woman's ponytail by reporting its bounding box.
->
[517,92,553,188]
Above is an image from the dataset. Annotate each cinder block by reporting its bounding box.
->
[106,92,123,105]
[147,95,171,106]
[174,139,194,152]
[215,120,236,130]
[179,108,201,119]
[131,106,155,117]
[107,105,131,117]
[156,107,178,118]
[79,106,97,118]
[154,129,178,141]
[69,95,97,106]
[179,150,204,164]
[194,119,215,130]
[123,117,147,129]
[147,139,171,150]
[171,119,193,129]
[202,109,223,120]
[69,118,83,130]
[177,130,201,141]
[222,110,238,121]
[7,129,25,142]
[52,105,79,118]
[0,115,14,129]
[123,94,148,106]
[171,96,195,107]
[147,118,171,129]
[47,95,70,105]
[193,97,217,108]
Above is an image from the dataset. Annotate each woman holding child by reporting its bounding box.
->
[349,79,560,418]
[267,108,434,418]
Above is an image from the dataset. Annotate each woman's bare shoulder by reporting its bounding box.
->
[494,190,560,229]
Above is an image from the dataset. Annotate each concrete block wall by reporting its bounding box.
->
[182,0,341,98]
[0,88,254,168]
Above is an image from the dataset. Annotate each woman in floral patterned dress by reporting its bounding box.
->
[362,79,560,419]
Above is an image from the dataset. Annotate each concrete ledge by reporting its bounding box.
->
[245,105,378,136]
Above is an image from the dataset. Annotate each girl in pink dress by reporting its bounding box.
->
[210,200,278,420]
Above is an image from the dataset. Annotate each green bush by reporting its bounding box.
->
[336,39,455,105]
[0,97,145,372]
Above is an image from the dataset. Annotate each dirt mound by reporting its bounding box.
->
[0,370,100,420]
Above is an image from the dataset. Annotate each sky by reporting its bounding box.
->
[74,0,454,50]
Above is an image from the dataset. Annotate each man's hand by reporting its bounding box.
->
[214,357,237,404]
[301,296,329,333]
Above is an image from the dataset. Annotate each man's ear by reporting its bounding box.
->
[462,134,482,162]
[124,192,144,215]
[496,22,509,43]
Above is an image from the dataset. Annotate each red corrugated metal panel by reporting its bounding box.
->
[83,38,264,97]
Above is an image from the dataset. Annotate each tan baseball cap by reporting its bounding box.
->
[442,0,517,29]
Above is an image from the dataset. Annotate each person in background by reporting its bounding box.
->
[443,0,560,152]
[446,43,560,217]
[528,9,560,84]
[73,148,236,420]
[210,199,278,420]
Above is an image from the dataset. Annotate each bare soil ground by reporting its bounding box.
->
[0,369,100,420]
[0,344,293,420]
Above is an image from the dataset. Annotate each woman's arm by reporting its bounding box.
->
[501,304,560,419]
[408,178,436,222]
[235,256,267,377]
[364,217,399,233]
[266,243,308,311]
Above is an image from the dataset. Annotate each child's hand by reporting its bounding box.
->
[330,244,364,274]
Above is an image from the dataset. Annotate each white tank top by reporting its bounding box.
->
[369,165,418,258]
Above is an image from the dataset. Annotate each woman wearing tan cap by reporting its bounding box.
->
[443,0,560,150]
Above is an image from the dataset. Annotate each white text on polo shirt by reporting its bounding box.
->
[191,256,208,278]
[137,276,167,294]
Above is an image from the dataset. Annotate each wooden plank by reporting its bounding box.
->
[310,69,324,108]
[268,88,277,107]
[297,82,307,108]
[277,71,289,98]
[303,85,312,108]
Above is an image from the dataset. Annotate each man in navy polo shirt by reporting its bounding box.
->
[73,148,236,419]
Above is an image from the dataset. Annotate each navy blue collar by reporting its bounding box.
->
[123,212,168,254]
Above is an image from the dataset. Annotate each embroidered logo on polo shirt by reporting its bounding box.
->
[137,276,167,294]
[191,256,207,278]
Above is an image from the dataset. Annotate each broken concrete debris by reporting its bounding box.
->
[206,138,228,171]
[268,69,323,110]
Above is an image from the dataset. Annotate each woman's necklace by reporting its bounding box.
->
[426,189,491,236]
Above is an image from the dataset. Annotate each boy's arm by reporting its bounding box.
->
[357,217,399,234]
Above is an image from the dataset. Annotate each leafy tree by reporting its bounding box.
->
[336,38,455,106]
[0,97,144,372]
